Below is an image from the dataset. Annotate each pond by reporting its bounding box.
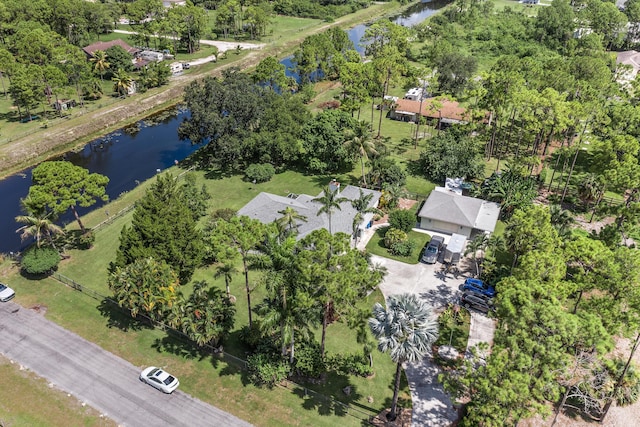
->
[0,109,201,254]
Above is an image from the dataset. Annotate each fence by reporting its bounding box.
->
[50,271,378,424]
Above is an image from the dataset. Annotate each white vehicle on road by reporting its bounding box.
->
[140,367,179,394]
[0,283,15,302]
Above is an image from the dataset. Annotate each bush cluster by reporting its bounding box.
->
[21,247,60,275]
[245,163,275,183]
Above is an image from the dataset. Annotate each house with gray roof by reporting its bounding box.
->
[417,187,500,238]
[237,182,381,240]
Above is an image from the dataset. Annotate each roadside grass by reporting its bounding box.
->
[365,226,431,265]
[0,354,116,427]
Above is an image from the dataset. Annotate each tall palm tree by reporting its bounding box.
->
[15,213,64,249]
[90,50,110,82]
[369,293,439,421]
[344,121,378,186]
[112,68,133,97]
[276,206,307,237]
[312,185,348,235]
[350,189,382,246]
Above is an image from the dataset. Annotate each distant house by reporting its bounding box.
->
[52,99,76,111]
[404,87,427,101]
[389,97,473,127]
[82,39,140,58]
[163,0,186,6]
[139,50,164,62]
[522,0,539,4]
[417,187,500,238]
[237,181,382,240]
[616,50,640,87]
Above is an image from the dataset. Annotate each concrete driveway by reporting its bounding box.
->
[363,226,497,426]
[0,301,252,427]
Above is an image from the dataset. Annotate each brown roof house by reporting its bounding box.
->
[389,97,472,126]
[82,39,140,58]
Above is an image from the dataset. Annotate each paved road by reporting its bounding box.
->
[0,301,252,427]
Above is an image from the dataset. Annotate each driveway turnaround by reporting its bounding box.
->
[0,301,252,427]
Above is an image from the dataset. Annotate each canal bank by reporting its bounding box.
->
[0,1,409,181]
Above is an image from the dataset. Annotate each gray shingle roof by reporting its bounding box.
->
[418,188,500,232]
[237,185,381,238]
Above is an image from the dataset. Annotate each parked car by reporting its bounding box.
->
[462,278,496,298]
[0,283,15,302]
[140,367,179,394]
[421,235,445,264]
[460,292,494,314]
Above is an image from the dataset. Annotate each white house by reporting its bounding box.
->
[139,50,164,62]
[417,187,500,238]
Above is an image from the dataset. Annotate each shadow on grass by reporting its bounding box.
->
[97,299,152,332]
[151,331,220,365]
[291,372,365,418]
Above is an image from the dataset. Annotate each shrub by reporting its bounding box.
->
[390,240,415,257]
[21,247,60,275]
[384,228,407,249]
[78,231,95,249]
[318,100,340,110]
[388,209,416,233]
[211,208,237,222]
[239,322,265,350]
[247,352,290,388]
[328,353,373,377]
[293,341,325,379]
[245,163,275,183]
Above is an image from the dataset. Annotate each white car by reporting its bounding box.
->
[140,367,179,394]
[0,283,15,302]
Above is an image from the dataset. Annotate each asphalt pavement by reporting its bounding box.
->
[0,301,252,427]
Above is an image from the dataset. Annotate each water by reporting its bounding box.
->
[0,1,448,254]
[0,109,201,254]
[284,0,450,80]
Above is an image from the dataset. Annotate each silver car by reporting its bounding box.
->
[421,235,444,264]
[0,283,15,302]
[140,367,179,394]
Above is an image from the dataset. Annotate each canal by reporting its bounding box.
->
[0,0,448,254]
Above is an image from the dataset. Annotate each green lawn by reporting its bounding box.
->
[365,226,431,264]
[1,165,413,427]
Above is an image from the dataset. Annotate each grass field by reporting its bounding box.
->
[365,227,431,265]
[0,355,116,427]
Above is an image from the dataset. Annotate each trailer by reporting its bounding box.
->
[444,233,466,264]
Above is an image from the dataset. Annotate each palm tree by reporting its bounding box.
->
[112,68,133,97]
[15,213,64,249]
[214,261,238,299]
[312,185,348,235]
[549,204,574,239]
[90,50,110,82]
[464,233,489,277]
[276,206,307,237]
[350,189,382,246]
[344,121,378,186]
[381,182,405,210]
[369,293,439,421]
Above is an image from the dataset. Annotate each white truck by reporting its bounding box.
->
[444,233,466,264]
